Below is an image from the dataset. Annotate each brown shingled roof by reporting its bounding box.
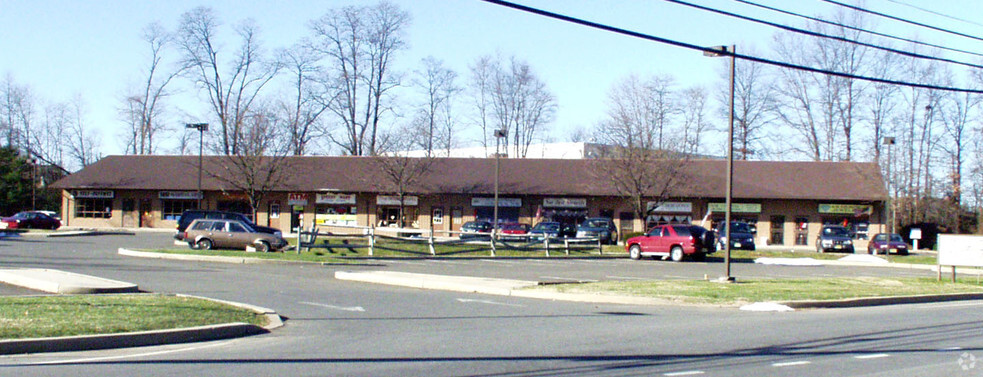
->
[51,155,886,201]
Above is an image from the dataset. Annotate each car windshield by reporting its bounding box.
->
[533,223,559,232]
[583,219,608,228]
[721,222,752,233]
[824,227,851,237]
[502,224,526,231]
[889,234,904,242]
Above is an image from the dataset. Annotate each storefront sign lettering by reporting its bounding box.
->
[471,197,522,208]
[316,193,356,205]
[647,201,693,213]
[288,193,309,206]
[377,195,418,206]
[158,191,201,200]
[73,190,114,199]
[543,198,587,208]
[818,204,872,215]
[708,202,761,213]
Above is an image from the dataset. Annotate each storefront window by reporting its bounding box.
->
[161,199,198,220]
[75,198,113,218]
[316,205,357,226]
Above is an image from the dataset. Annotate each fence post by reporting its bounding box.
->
[429,229,436,256]
[368,226,375,256]
[544,237,550,258]
[490,229,497,257]
[597,239,602,254]
[564,239,570,256]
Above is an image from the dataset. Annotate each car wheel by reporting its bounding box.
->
[196,239,213,250]
[255,241,270,252]
[629,245,641,260]
[670,246,684,262]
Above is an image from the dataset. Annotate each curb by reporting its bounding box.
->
[782,293,983,309]
[0,268,139,294]
[118,248,301,265]
[0,293,283,355]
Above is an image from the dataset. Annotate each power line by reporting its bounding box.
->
[479,0,983,94]
[665,0,983,71]
[822,0,983,43]
[884,0,983,28]
[734,0,983,59]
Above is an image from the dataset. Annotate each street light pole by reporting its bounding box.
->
[185,123,209,208]
[705,44,736,282]
[882,136,896,234]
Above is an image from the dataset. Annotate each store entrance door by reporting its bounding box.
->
[291,206,304,233]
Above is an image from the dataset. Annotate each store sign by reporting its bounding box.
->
[377,195,418,206]
[315,214,357,226]
[818,204,872,215]
[288,193,309,206]
[543,197,587,208]
[73,190,114,199]
[647,201,693,213]
[471,197,522,208]
[316,193,356,205]
[158,191,201,200]
[708,202,761,213]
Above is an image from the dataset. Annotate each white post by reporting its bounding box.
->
[369,226,375,256]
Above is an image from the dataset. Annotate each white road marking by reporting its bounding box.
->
[456,298,524,307]
[426,259,469,265]
[606,275,651,280]
[299,301,365,312]
[480,259,516,264]
[25,341,232,365]
[940,346,963,351]
[854,353,890,359]
[385,260,427,265]
[773,360,812,367]
[663,371,704,376]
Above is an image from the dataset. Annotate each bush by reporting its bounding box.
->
[622,232,644,242]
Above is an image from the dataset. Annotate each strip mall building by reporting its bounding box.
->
[51,155,887,247]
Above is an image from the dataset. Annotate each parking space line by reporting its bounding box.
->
[772,360,811,367]
[854,353,890,359]
[663,371,704,376]
[540,276,599,283]
[480,259,516,264]
[606,275,652,280]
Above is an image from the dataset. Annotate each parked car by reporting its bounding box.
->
[498,222,531,241]
[181,218,288,252]
[175,210,281,242]
[816,225,855,253]
[0,211,62,230]
[35,210,61,220]
[576,217,618,245]
[528,221,577,241]
[867,233,909,255]
[459,220,493,240]
[715,221,756,251]
[625,224,716,262]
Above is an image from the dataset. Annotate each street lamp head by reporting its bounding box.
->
[882,136,896,145]
[494,129,506,138]
[703,45,733,57]
[185,123,209,131]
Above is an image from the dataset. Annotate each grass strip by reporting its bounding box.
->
[541,277,983,305]
[0,294,268,340]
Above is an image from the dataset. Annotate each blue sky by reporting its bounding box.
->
[2,0,981,156]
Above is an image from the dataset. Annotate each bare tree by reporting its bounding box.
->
[121,22,185,155]
[373,127,435,227]
[719,53,775,160]
[681,86,711,156]
[0,76,34,153]
[278,42,330,155]
[593,75,690,225]
[65,96,101,169]
[178,6,281,155]
[410,56,459,156]
[475,55,556,158]
[468,55,496,150]
[309,1,410,156]
[206,105,292,220]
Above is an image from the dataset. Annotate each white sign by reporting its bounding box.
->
[316,193,356,205]
[377,195,418,206]
[910,228,922,240]
[159,191,201,200]
[73,190,114,198]
[647,201,693,213]
[471,197,522,208]
[938,235,983,267]
[543,197,587,208]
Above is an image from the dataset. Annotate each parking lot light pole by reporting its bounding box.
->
[186,123,209,208]
[704,45,736,283]
[492,129,506,256]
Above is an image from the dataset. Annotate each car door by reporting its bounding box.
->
[226,221,252,249]
[639,226,663,252]
[208,220,231,248]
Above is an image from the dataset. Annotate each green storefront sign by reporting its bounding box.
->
[708,203,761,213]
[818,204,873,215]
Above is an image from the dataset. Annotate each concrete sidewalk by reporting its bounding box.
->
[0,268,139,294]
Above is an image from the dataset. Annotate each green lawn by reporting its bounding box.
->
[0,294,268,339]
[539,277,983,305]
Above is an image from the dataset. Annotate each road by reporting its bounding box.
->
[0,232,980,376]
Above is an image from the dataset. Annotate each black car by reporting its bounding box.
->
[816,225,855,253]
[715,221,756,251]
[175,210,281,241]
[528,221,576,241]
[459,220,493,240]
[576,217,618,245]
